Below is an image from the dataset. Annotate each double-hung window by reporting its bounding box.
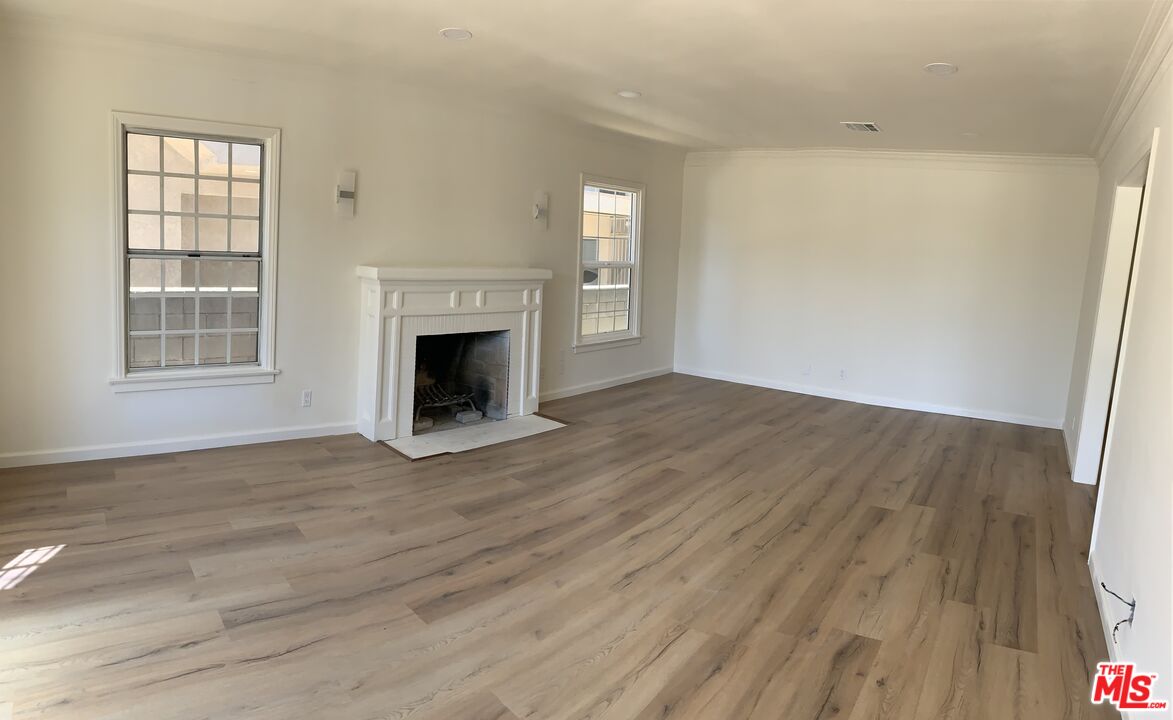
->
[575,175,643,351]
[111,113,281,391]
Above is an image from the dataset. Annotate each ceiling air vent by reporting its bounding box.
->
[841,121,881,132]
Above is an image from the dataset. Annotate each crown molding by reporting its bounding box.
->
[685,148,1097,171]
[1091,0,1173,161]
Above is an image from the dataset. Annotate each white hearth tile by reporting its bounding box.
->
[387,415,565,460]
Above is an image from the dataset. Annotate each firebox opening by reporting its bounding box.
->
[413,330,510,435]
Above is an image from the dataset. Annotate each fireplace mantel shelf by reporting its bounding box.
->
[356,266,553,283]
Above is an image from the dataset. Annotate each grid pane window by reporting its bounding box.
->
[579,182,640,341]
[124,131,264,371]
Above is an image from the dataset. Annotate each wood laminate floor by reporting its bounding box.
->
[0,374,1115,719]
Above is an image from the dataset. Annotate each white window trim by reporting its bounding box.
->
[109,111,282,392]
[573,173,644,353]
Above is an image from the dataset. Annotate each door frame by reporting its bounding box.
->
[1085,128,1159,550]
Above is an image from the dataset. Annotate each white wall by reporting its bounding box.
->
[674,150,1098,427]
[1071,32,1173,710]
[0,24,685,464]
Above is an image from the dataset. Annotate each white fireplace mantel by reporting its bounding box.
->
[356,266,553,283]
[355,265,553,442]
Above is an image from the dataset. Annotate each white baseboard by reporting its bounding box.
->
[1088,552,1120,666]
[1063,426,1082,478]
[672,366,1063,429]
[4,368,674,468]
[540,366,673,403]
[0,422,357,469]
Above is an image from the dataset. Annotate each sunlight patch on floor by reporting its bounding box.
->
[0,544,65,590]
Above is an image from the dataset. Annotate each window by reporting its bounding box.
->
[111,113,281,391]
[575,175,643,351]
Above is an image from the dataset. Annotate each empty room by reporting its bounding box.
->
[1,0,1170,718]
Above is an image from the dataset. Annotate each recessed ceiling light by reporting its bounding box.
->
[923,62,959,76]
[439,27,473,41]
[616,90,642,99]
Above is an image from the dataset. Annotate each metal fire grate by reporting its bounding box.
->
[414,384,478,421]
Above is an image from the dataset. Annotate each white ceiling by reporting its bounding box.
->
[3,0,1164,154]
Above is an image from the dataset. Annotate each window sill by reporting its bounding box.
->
[110,367,280,393]
[572,335,642,354]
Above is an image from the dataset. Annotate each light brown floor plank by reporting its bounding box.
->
[0,374,1115,719]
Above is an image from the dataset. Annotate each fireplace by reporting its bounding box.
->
[355,266,552,442]
[413,330,510,434]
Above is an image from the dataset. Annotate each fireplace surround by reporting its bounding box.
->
[355,266,552,442]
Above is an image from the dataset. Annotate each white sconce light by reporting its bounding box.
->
[533,191,549,229]
[337,170,357,217]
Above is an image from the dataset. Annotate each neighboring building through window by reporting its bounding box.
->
[576,176,643,350]
[111,113,281,391]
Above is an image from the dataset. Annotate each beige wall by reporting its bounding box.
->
[0,25,685,463]
[674,150,1098,427]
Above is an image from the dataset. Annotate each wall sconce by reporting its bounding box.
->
[533,191,548,229]
[337,170,357,217]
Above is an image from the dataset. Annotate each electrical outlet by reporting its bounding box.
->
[300,390,312,408]
[801,365,812,377]
[839,369,846,381]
